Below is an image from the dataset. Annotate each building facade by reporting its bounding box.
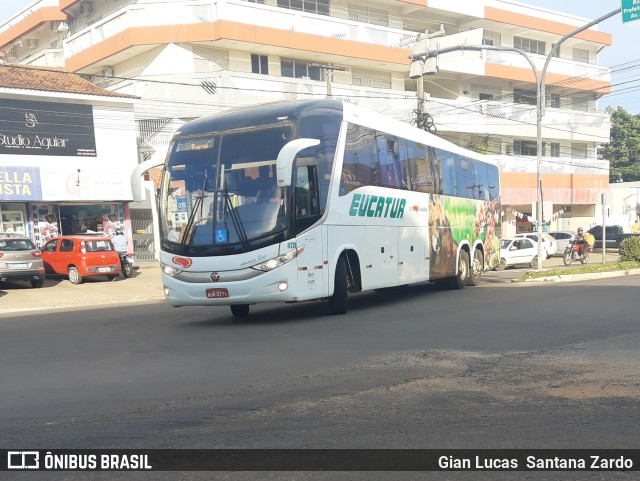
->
[0,64,138,252]
[0,0,612,236]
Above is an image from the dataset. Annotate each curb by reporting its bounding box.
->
[521,268,640,283]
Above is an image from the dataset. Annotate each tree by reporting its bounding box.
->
[600,106,640,182]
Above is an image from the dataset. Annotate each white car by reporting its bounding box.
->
[513,232,558,257]
[496,237,546,270]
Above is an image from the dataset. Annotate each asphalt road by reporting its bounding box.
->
[1,264,639,480]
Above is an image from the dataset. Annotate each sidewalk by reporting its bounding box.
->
[0,262,164,317]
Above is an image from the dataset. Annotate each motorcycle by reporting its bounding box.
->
[563,240,590,266]
[118,252,135,278]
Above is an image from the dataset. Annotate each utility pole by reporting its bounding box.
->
[310,64,347,98]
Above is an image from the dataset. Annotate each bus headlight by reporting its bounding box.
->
[161,263,184,277]
[251,246,304,272]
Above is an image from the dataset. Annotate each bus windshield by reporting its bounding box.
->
[161,125,292,251]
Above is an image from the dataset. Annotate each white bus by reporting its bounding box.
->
[155,100,501,317]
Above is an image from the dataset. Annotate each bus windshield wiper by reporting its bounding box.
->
[179,173,208,251]
[223,189,250,251]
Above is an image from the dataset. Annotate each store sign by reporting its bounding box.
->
[0,99,97,157]
[0,166,42,200]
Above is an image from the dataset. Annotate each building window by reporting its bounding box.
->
[281,58,322,80]
[351,68,391,89]
[482,30,501,47]
[571,143,588,159]
[547,93,561,109]
[277,0,329,15]
[572,47,590,63]
[348,3,388,26]
[513,88,536,106]
[471,83,501,101]
[551,43,560,57]
[514,140,537,156]
[251,54,269,74]
[514,36,545,55]
[550,143,560,157]
[571,96,589,112]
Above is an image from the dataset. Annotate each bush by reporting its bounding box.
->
[619,236,640,263]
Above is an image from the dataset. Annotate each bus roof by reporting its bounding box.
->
[173,99,497,167]
[174,99,343,138]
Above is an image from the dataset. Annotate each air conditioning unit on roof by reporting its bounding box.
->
[80,1,94,16]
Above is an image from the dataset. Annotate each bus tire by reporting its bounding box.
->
[444,250,469,290]
[467,249,483,286]
[328,257,349,315]
[230,304,250,318]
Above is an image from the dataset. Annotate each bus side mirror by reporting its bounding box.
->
[276,138,320,188]
[131,158,164,202]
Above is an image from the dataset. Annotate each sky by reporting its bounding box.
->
[0,0,638,113]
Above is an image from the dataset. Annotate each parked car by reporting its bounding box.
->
[496,237,545,270]
[586,225,634,249]
[0,233,45,288]
[548,231,576,255]
[512,232,558,257]
[41,234,121,284]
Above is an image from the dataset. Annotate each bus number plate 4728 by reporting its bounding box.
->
[206,288,229,299]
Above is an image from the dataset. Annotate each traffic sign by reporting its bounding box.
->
[621,0,640,23]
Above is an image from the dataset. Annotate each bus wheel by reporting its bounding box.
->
[467,249,483,286]
[328,257,349,315]
[444,250,469,290]
[230,304,250,318]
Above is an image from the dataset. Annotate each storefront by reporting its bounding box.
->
[0,68,138,250]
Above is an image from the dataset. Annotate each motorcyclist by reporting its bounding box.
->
[112,228,128,254]
[575,227,588,257]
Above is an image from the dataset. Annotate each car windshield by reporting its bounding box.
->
[0,239,36,251]
[500,239,512,249]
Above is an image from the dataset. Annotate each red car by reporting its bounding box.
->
[41,235,122,284]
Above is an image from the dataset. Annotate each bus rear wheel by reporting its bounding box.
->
[230,304,250,318]
[467,249,483,286]
[328,257,349,315]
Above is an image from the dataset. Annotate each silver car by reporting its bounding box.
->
[0,233,46,288]
[548,231,576,256]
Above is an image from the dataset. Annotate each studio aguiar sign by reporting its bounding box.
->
[0,99,97,157]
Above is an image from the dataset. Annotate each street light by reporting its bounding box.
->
[411,7,621,269]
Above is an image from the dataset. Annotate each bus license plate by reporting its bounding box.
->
[206,288,229,299]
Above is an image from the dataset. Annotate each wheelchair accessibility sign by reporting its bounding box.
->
[215,229,227,243]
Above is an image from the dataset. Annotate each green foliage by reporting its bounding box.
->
[600,107,640,182]
[466,135,492,155]
[619,236,640,263]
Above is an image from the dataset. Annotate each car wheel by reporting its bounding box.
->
[530,256,539,269]
[68,266,83,285]
[496,258,506,271]
[30,278,44,288]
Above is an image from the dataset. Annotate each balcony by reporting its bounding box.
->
[426,97,610,143]
[64,0,415,58]
[483,49,611,90]
[21,47,64,67]
[125,70,416,121]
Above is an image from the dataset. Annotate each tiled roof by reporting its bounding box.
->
[0,63,137,99]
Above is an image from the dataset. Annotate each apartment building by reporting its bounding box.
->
[0,0,612,236]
